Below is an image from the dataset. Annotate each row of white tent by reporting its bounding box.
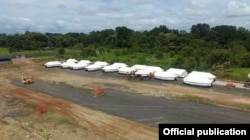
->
[44,58,216,87]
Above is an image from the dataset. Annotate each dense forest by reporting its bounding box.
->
[0,23,250,73]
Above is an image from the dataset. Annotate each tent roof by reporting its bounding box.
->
[166,68,187,74]
[66,58,78,63]
[188,71,216,79]
[154,71,177,77]
[86,64,103,69]
[78,60,91,64]
[94,61,109,66]
[111,62,127,67]
[131,64,147,70]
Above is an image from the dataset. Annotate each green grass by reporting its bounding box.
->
[213,68,250,81]
[42,109,71,125]
[178,95,214,105]
[0,48,9,55]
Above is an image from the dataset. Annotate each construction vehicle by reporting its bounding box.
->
[22,76,35,85]
[91,86,104,97]
[226,80,235,88]
[243,73,250,88]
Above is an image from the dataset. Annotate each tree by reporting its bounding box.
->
[191,23,210,38]
[115,26,133,48]
[240,53,250,67]
[58,48,65,56]
[208,49,230,67]
[149,25,169,36]
[209,25,237,46]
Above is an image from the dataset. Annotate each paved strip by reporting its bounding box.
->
[12,79,250,128]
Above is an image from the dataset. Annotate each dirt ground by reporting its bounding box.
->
[0,58,157,140]
[0,58,250,140]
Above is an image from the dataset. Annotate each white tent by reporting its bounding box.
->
[135,69,153,77]
[145,66,164,73]
[85,61,108,71]
[248,73,250,79]
[85,64,103,71]
[44,61,61,68]
[61,61,76,68]
[183,71,216,87]
[71,62,89,70]
[78,60,91,65]
[112,62,127,68]
[60,58,79,68]
[93,61,109,67]
[66,58,78,63]
[134,65,163,77]
[118,67,136,74]
[131,64,147,71]
[102,62,127,72]
[154,71,177,81]
[71,60,91,70]
[166,68,188,78]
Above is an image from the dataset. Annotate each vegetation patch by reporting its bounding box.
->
[1,24,250,81]
[175,95,215,105]
[42,109,71,125]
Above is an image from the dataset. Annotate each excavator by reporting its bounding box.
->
[243,73,250,88]
[22,76,35,85]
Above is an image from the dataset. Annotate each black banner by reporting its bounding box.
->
[159,124,250,139]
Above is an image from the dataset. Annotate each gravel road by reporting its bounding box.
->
[12,77,250,128]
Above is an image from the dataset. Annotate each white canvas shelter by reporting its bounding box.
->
[61,61,76,68]
[145,66,164,73]
[166,68,188,78]
[78,60,91,65]
[135,69,153,77]
[85,64,103,71]
[66,58,78,63]
[71,62,89,70]
[118,67,136,74]
[44,61,61,68]
[111,62,127,68]
[134,66,163,77]
[85,61,108,71]
[93,61,109,67]
[154,71,177,81]
[131,64,147,71]
[102,62,127,72]
[248,73,250,79]
[183,71,216,87]
[71,60,91,70]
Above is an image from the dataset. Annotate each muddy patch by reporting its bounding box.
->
[1,94,33,118]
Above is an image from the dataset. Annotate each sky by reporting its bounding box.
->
[1,0,250,34]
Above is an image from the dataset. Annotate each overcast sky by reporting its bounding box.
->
[1,0,250,34]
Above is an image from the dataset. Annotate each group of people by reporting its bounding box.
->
[126,71,154,81]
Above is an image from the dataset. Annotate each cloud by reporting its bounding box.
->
[1,0,250,33]
[227,1,250,17]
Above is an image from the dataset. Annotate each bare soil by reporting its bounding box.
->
[0,58,250,140]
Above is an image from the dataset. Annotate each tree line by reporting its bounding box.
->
[0,23,250,71]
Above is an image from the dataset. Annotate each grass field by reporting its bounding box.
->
[0,48,9,55]
[214,68,250,81]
